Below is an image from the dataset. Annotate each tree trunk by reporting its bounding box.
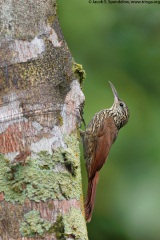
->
[0,1,87,239]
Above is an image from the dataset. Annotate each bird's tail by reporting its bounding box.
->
[85,171,99,223]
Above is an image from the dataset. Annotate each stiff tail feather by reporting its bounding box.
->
[85,171,99,223]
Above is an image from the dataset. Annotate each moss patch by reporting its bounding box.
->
[52,215,65,239]
[73,62,86,86]
[0,134,82,203]
[47,14,55,25]
[20,210,52,237]
[57,114,63,126]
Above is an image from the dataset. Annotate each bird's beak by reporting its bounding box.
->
[109,81,119,103]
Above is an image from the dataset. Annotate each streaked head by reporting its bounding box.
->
[109,81,129,129]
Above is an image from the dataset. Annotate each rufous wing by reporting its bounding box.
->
[88,117,118,179]
[85,117,118,222]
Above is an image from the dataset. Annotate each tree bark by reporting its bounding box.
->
[0,1,87,239]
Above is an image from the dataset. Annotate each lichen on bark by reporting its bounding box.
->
[0,134,82,203]
[20,210,52,237]
[19,207,87,239]
[63,207,87,240]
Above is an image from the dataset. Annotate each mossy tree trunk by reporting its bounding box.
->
[0,1,88,239]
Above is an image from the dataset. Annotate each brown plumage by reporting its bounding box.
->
[81,82,129,222]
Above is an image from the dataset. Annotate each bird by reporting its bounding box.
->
[81,81,129,223]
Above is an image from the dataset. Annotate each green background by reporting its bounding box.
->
[57,1,160,239]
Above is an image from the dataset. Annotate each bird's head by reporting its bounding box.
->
[109,81,129,129]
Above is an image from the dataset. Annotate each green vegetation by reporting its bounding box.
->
[73,62,86,85]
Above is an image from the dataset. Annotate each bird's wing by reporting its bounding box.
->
[86,116,118,179]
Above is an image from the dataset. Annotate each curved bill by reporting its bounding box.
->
[109,81,119,103]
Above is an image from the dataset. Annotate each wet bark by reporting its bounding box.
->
[0,1,87,239]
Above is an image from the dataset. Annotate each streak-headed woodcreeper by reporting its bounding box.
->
[81,82,129,223]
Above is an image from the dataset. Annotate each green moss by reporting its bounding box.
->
[47,15,55,25]
[0,134,82,203]
[73,62,86,86]
[20,210,52,237]
[58,114,63,126]
[52,215,65,239]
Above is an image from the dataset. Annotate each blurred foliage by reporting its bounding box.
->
[57,1,160,239]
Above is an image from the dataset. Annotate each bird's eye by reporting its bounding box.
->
[119,102,124,107]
